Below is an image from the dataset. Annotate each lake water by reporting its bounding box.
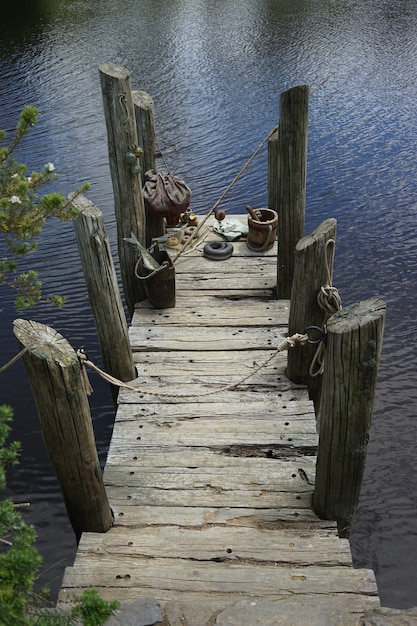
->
[1,0,417,609]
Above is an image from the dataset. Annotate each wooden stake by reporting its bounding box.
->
[287,218,337,402]
[99,63,147,315]
[273,85,309,299]
[71,193,136,402]
[13,319,113,542]
[132,89,165,245]
[313,298,386,536]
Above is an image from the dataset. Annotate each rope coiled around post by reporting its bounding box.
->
[309,239,342,377]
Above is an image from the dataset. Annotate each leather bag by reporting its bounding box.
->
[143,169,191,225]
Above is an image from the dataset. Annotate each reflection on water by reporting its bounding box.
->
[1,0,417,608]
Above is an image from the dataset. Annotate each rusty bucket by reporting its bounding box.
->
[247,208,278,252]
[136,244,175,309]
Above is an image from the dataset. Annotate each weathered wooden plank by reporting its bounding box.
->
[104,504,336,530]
[105,484,313,508]
[109,414,318,438]
[104,462,316,493]
[75,525,353,566]
[60,558,378,596]
[116,390,312,415]
[174,255,277,274]
[133,346,290,361]
[105,445,317,467]
[175,287,275,298]
[105,447,317,471]
[126,372,310,392]
[105,417,317,448]
[175,274,277,290]
[136,294,287,310]
[118,384,311,405]
[132,301,290,326]
[60,588,380,619]
[129,325,287,352]
[132,348,289,378]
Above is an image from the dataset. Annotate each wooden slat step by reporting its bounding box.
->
[105,417,317,448]
[132,301,290,326]
[129,325,286,351]
[105,504,337,530]
[74,525,354,566]
[61,558,378,598]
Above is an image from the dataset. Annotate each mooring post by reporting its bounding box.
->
[286,218,337,403]
[99,63,147,315]
[313,298,386,536]
[132,89,165,244]
[71,193,136,402]
[268,85,309,299]
[13,319,113,542]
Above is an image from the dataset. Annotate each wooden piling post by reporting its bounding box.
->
[132,89,165,244]
[269,85,309,298]
[13,319,113,542]
[313,298,386,536]
[99,63,147,315]
[286,218,337,399]
[71,193,136,402]
[267,127,279,231]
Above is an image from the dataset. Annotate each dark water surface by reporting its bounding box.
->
[1,0,417,609]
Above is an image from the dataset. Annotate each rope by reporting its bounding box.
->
[171,124,279,264]
[309,239,342,377]
[0,346,29,374]
[77,332,308,399]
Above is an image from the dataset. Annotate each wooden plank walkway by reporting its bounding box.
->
[59,218,380,624]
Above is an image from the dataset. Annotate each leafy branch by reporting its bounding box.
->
[0,106,89,309]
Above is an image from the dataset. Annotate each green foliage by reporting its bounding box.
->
[0,106,89,309]
[0,109,116,625]
[0,406,119,625]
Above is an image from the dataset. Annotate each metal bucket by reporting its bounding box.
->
[136,245,176,309]
[247,208,278,252]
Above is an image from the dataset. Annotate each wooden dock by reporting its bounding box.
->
[59,218,380,624]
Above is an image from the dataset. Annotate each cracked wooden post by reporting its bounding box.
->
[99,63,147,315]
[71,193,136,403]
[313,298,386,537]
[287,218,337,405]
[132,90,165,245]
[269,85,309,299]
[13,319,113,542]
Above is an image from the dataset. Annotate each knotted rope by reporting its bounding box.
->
[77,332,308,399]
[309,238,342,377]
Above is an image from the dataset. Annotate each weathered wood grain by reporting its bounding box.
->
[129,325,287,352]
[62,558,377,596]
[276,84,309,298]
[59,214,379,616]
[98,63,147,311]
[76,525,353,566]
[132,89,164,242]
[106,504,337,529]
[71,194,136,396]
[287,218,337,386]
[314,298,386,534]
[132,300,290,326]
[13,319,113,540]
